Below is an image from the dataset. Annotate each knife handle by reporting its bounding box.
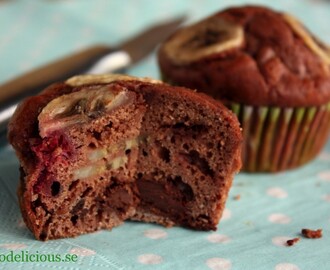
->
[0,45,113,106]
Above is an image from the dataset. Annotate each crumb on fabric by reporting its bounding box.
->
[301,228,322,239]
[286,238,300,246]
[233,195,241,200]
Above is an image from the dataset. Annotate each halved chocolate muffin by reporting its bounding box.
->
[158,6,330,172]
[8,74,242,240]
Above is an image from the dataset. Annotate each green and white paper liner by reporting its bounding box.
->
[230,102,330,172]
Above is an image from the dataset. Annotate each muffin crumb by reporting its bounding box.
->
[233,194,241,200]
[286,238,300,246]
[301,228,322,239]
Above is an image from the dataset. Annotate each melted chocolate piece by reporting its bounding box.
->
[136,176,194,222]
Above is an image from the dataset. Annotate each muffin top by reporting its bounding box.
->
[158,6,330,107]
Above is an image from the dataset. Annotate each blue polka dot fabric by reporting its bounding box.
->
[0,1,330,269]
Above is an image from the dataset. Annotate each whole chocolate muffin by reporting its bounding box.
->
[158,5,330,172]
[8,74,242,240]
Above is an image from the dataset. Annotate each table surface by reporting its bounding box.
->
[1,1,330,269]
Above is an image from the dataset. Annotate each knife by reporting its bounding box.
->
[0,16,185,135]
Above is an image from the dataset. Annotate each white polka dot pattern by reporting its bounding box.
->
[221,209,231,221]
[0,243,27,250]
[144,229,167,239]
[268,213,291,224]
[275,263,300,270]
[267,187,288,199]
[69,248,96,256]
[322,194,330,202]
[319,152,330,161]
[207,234,231,244]
[272,236,292,247]
[17,219,26,228]
[137,254,163,265]
[206,258,232,270]
[318,171,330,182]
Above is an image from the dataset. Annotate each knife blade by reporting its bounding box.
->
[0,16,185,135]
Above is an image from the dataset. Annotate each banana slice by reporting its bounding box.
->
[66,74,161,87]
[38,86,131,137]
[283,13,330,65]
[163,16,244,65]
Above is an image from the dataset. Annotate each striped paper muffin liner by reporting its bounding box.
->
[228,102,330,172]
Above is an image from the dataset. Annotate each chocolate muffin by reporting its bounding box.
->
[158,5,330,172]
[8,74,242,240]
